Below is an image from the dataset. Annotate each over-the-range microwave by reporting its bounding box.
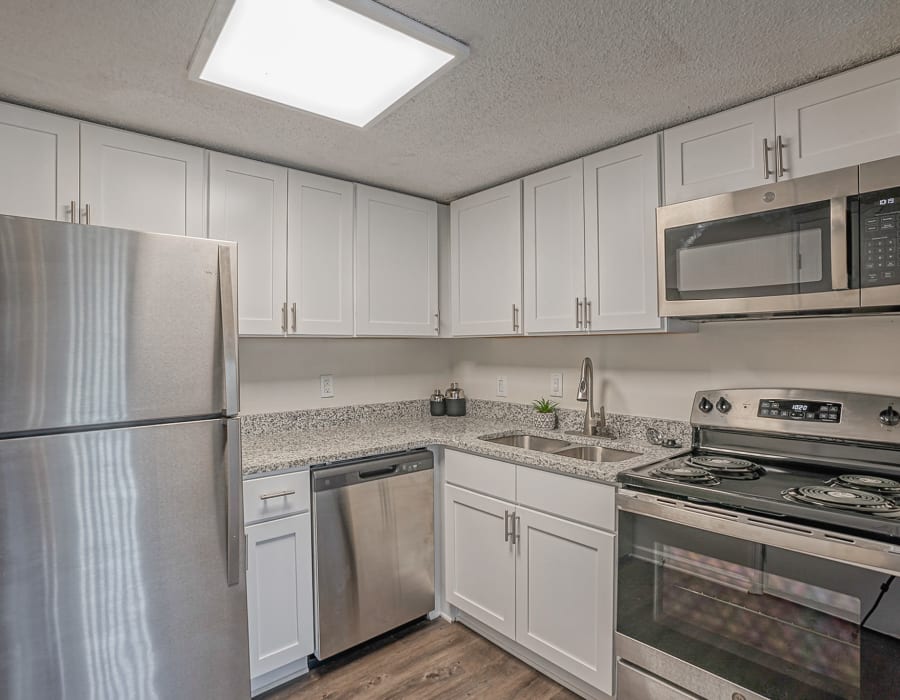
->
[657,155,900,319]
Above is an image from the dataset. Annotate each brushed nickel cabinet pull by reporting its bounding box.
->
[70,200,77,224]
[776,135,788,178]
[585,298,592,329]
[576,297,582,328]
[504,510,511,542]
[514,515,521,544]
[291,302,297,332]
[281,302,288,333]
[512,304,520,332]
[84,203,91,225]
[762,138,773,180]
[259,489,295,501]
[434,312,440,334]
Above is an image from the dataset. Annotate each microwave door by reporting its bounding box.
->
[657,167,860,318]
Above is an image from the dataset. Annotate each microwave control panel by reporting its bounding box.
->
[758,399,842,423]
[860,189,900,287]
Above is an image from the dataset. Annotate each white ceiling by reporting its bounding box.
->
[2,1,900,203]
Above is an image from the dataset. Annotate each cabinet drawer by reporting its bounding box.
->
[444,450,516,502]
[516,465,615,532]
[243,471,310,525]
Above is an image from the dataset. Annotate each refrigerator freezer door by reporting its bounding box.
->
[0,214,239,436]
[0,418,249,700]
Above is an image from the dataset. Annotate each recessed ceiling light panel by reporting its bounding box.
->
[190,0,469,127]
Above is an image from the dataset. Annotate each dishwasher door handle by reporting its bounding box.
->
[358,465,398,479]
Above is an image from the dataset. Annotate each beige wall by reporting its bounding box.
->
[239,337,455,414]
[239,316,900,420]
[452,316,900,421]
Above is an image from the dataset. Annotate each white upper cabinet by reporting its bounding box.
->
[287,171,355,336]
[209,153,288,336]
[523,161,585,334]
[355,185,438,336]
[0,103,78,222]
[80,124,205,236]
[450,181,523,336]
[776,53,900,179]
[663,98,776,204]
[585,135,664,332]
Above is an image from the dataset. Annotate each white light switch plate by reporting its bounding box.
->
[320,374,334,398]
[550,373,563,397]
[496,375,508,397]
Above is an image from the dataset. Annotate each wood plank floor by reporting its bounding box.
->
[262,619,580,700]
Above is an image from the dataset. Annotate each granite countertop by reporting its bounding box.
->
[242,402,690,486]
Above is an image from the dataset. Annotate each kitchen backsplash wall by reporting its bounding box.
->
[240,316,900,420]
[452,315,900,421]
[239,337,455,414]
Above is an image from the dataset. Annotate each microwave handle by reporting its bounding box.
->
[830,197,849,291]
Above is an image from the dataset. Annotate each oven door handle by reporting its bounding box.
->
[617,489,900,576]
[829,196,850,291]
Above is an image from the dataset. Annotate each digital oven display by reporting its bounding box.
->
[758,399,842,422]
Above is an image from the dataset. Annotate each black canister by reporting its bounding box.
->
[445,382,467,417]
[430,389,446,416]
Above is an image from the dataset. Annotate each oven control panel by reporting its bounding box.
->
[758,399,842,423]
[860,189,900,287]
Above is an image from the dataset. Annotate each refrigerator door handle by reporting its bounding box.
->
[218,245,240,416]
[225,417,243,586]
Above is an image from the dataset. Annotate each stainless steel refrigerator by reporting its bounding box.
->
[0,214,249,699]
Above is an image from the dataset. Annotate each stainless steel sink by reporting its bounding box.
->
[482,434,572,452]
[554,445,640,463]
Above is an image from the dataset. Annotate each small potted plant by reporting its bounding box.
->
[531,397,559,430]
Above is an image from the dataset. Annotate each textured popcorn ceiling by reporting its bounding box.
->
[2,0,900,202]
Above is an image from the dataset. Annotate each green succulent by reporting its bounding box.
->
[532,397,559,414]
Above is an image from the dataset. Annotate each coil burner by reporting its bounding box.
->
[782,485,900,517]
[685,455,766,480]
[649,465,720,485]
[828,474,900,495]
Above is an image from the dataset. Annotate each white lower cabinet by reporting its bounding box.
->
[515,506,615,694]
[443,451,616,696]
[444,484,517,637]
[244,472,314,696]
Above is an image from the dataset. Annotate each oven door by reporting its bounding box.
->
[616,491,900,700]
[657,166,860,318]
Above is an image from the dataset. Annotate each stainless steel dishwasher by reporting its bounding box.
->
[312,450,435,659]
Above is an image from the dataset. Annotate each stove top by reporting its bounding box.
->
[618,388,900,542]
[620,453,900,541]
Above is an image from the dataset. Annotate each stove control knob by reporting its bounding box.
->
[879,406,900,426]
[716,397,732,414]
[698,397,713,413]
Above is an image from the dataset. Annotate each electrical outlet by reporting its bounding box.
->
[496,375,508,397]
[320,374,334,398]
[550,372,563,397]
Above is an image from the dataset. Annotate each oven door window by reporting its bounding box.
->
[664,201,835,301]
[618,513,899,700]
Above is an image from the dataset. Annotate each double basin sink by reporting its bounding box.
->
[481,433,640,463]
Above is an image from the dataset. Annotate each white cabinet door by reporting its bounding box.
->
[355,185,438,336]
[523,161,585,333]
[209,153,287,336]
[287,171,355,336]
[663,99,775,204]
[514,506,615,695]
[80,124,205,236]
[0,102,78,222]
[444,484,516,638]
[775,53,900,179]
[450,181,523,336]
[246,513,314,681]
[585,135,664,332]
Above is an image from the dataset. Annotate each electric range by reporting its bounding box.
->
[615,388,900,700]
